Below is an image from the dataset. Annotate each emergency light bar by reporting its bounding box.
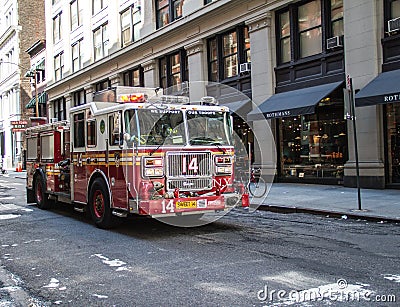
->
[118,93,146,103]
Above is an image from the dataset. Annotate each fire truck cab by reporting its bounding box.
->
[26,86,239,228]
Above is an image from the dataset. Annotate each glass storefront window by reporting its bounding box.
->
[386,103,400,183]
[280,100,347,180]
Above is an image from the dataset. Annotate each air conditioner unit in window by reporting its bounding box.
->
[239,62,251,74]
[388,17,400,33]
[326,36,343,49]
[50,118,58,123]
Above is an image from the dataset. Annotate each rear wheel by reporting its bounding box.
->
[248,176,267,198]
[34,176,50,209]
[88,178,115,229]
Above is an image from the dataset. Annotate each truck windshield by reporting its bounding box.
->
[125,109,186,146]
[187,110,232,146]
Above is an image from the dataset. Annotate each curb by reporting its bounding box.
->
[258,204,400,224]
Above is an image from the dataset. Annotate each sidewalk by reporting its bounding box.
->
[261,183,400,223]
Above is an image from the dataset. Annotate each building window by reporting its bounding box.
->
[70,0,82,31]
[121,5,141,47]
[54,97,66,121]
[222,31,238,78]
[299,1,322,58]
[331,0,344,37]
[54,52,64,81]
[156,0,183,29]
[276,0,344,64]
[278,11,291,63]
[95,79,110,91]
[123,67,144,87]
[53,12,62,43]
[74,113,85,148]
[207,26,250,82]
[204,0,214,4]
[93,0,105,15]
[72,40,83,72]
[73,89,86,107]
[159,50,188,92]
[93,23,108,61]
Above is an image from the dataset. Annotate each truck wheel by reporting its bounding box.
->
[34,176,50,209]
[89,178,115,229]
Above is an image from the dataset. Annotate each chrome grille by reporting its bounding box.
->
[166,151,213,191]
[166,152,212,177]
[167,178,213,191]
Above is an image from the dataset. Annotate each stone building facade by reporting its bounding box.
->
[0,0,45,169]
[43,0,400,189]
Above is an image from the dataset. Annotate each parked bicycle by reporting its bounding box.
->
[235,166,267,198]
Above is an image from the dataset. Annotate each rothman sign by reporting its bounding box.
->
[384,94,400,103]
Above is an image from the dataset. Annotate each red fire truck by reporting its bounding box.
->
[26,86,240,228]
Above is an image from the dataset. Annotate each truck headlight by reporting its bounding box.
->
[143,157,164,177]
[215,155,233,175]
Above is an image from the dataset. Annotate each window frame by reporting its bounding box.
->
[207,25,250,82]
[73,89,86,107]
[123,66,144,87]
[93,23,109,61]
[156,0,183,29]
[159,49,188,91]
[275,0,344,65]
[53,12,62,43]
[70,0,82,31]
[120,5,141,47]
[54,97,66,121]
[54,52,64,81]
[72,39,83,72]
[92,0,105,15]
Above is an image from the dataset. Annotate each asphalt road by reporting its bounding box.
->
[0,174,399,306]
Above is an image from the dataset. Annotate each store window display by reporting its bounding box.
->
[280,99,348,181]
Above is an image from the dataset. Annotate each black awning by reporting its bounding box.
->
[355,69,400,107]
[247,81,343,121]
[25,92,47,109]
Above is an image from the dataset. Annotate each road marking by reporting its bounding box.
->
[0,214,20,220]
[0,197,15,200]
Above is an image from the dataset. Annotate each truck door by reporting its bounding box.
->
[71,112,87,203]
[107,112,127,209]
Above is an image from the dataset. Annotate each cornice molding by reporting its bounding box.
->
[246,12,272,33]
[184,40,204,56]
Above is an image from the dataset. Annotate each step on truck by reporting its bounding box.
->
[26,86,241,228]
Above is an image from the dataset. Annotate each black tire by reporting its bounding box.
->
[88,178,115,229]
[34,176,50,209]
[248,176,267,198]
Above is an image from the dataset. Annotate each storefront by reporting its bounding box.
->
[248,81,348,184]
[355,68,400,186]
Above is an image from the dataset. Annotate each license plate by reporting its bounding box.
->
[176,200,197,209]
